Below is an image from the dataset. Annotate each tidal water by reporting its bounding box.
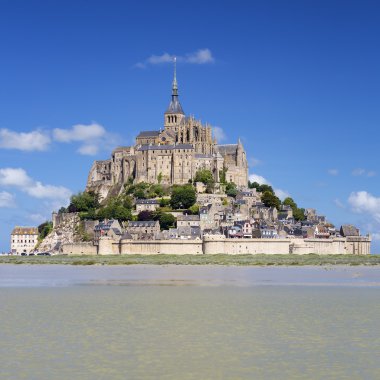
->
[0,265,379,379]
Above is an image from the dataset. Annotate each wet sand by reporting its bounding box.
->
[1,264,379,287]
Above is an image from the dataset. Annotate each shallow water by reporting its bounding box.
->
[0,266,379,379]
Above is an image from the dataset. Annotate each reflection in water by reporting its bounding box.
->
[0,285,379,379]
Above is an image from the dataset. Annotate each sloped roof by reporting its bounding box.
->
[127,221,158,227]
[136,131,160,138]
[177,215,200,222]
[11,227,38,235]
[340,225,359,237]
[138,144,193,151]
[215,144,238,156]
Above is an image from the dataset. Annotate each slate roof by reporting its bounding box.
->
[177,215,200,222]
[127,221,158,227]
[11,227,38,235]
[177,226,201,238]
[136,131,160,138]
[165,98,184,114]
[215,144,238,156]
[138,144,193,151]
[340,225,359,237]
[136,199,159,205]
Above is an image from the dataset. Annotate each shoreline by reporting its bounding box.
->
[0,253,380,266]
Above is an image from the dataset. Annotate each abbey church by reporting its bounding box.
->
[86,65,248,199]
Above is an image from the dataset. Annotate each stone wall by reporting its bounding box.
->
[62,242,97,255]
[203,236,291,255]
[119,239,203,255]
[61,236,371,255]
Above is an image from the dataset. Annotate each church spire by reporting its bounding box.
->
[172,57,178,96]
[165,57,184,115]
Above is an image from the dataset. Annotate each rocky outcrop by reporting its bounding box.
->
[38,213,83,253]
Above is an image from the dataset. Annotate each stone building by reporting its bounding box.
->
[10,226,38,254]
[126,220,160,240]
[135,199,160,213]
[86,64,248,200]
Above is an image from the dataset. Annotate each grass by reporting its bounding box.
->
[0,253,380,266]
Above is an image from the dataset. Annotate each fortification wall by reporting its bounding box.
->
[345,237,371,255]
[98,237,120,255]
[119,239,203,255]
[62,236,371,255]
[62,242,97,255]
[203,237,291,255]
[291,238,346,255]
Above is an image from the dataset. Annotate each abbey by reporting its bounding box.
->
[86,65,248,199]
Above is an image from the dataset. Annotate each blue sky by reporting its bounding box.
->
[0,0,379,252]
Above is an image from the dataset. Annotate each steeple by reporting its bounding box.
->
[165,57,184,116]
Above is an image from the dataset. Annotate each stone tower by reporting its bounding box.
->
[164,57,185,130]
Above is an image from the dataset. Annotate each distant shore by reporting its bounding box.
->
[0,253,379,266]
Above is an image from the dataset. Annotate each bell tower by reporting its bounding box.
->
[164,57,185,130]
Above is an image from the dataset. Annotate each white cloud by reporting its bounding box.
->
[78,144,99,156]
[0,128,51,151]
[0,167,71,203]
[26,181,71,201]
[328,169,339,176]
[249,173,289,200]
[136,48,215,68]
[53,123,105,143]
[185,49,215,64]
[53,123,113,156]
[0,191,16,208]
[274,188,290,201]
[0,168,31,187]
[213,127,226,142]
[249,174,270,185]
[352,168,376,177]
[348,191,380,223]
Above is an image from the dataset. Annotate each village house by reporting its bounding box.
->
[10,226,38,255]
[135,199,160,213]
[94,220,122,242]
[177,214,200,228]
[126,220,160,240]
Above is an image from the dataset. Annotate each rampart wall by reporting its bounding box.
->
[61,236,371,255]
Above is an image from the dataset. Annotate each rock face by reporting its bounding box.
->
[38,213,83,253]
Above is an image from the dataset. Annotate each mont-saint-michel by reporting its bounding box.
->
[7,64,368,257]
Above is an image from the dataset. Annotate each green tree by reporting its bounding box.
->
[170,185,196,209]
[225,182,238,198]
[283,197,297,210]
[282,197,306,221]
[68,191,99,213]
[248,181,260,189]
[159,198,171,208]
[134,189,146,199]
[97,196,132,222]
[155,212,176,230]
[194,169,214,185]
[261,191,281,210]
[37,221,53,241]
[293,207,306,221]
[188,204,200,215]
[138,211,155,221]
[258,184,274,194]
[219,166,228,185]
